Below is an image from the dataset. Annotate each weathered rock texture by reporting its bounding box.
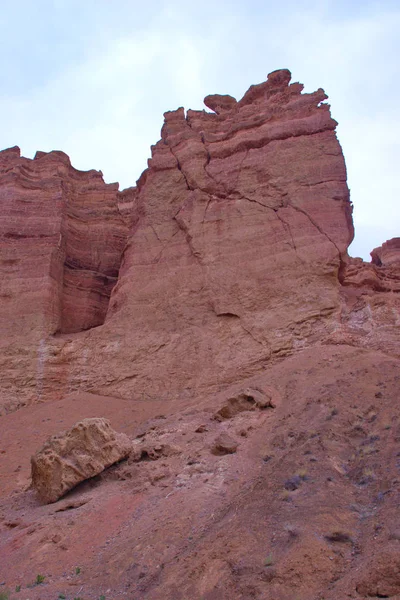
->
[31,417,131,503]
[371,237,400,267]
[97,68,353,399]
[0,68,399,600]
[0,68,398,416]
[0,148,129,411]
[0,147,128,335]
[0,69,356,412]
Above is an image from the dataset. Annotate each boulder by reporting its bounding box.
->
[31,417,132,503]
[214,386,278,420]
[212,432,239,455]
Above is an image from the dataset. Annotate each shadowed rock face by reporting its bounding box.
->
[0,147,128,335]
[0,69,397,415]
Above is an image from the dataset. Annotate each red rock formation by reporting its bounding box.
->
[371,237,400,266]
[0,147,128,335]
[331,238,400,357]
[90,68,354,403]
[0,69,397,414]
[0,147,128,411]
[0,69,399,600]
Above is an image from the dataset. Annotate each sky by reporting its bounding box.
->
[1,0,399,260]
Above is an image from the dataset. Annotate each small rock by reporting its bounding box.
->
[214,386,279,421]
[195,424,208,433]
[211,432,238,455]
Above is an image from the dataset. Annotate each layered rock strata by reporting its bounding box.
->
[0,68,399,600]
[0,148,128,411]
[0,69,398,413]
[88,68,354,401]
[0,146,128,334]
[371,237,400,267]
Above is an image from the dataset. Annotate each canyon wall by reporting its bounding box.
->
[0,148,128,410]
[0,69,398,414]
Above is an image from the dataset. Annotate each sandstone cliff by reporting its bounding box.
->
[1,70,398,417]
[1,68,379,414]
[0,148,129,411]
[0,69,399,600]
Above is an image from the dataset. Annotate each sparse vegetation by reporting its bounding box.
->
[75,566,81,575]
[35,574,45,585]
[327,407,338,420]
[284,475,301,490]
[0,591,9,600]
[15,585,21,592]
[58,594,66,599]
[264,552,274,567]
[363,467,375,478]
[297,468,308,480]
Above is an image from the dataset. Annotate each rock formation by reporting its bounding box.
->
[0,69,399,600]
[0,68,361,413]
[31,418,131,503]
[371,237,400,267]
[0,147,128,335]
[0,148,129,411]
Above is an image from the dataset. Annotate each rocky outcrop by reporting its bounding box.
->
[214,386,277,420]
[0,69,398,414]
[31,417,131,503]
[332,237,400,356]
[371,237,400,266]
[0,148,129,412]
[75,68,354,403]
[0,68,399,600]
[0,147,128,335]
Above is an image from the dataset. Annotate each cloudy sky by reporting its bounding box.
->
[1,0,398,259]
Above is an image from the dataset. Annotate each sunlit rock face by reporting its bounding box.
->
[100,68,354,400]
[1,69,398,414]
